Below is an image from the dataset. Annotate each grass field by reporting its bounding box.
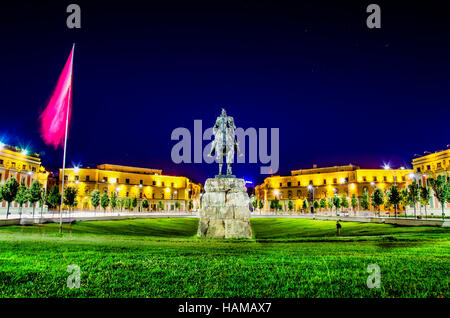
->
[0,218,448,298]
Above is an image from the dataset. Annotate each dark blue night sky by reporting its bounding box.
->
[0,0,449,184]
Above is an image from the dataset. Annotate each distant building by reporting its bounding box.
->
[255,164,412,213]
[59,164,202,211]
[0,142,49,209]
[411,148,450,215]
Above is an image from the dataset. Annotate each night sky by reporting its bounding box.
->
[0,0,449,185]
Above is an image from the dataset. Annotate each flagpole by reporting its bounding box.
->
[59,43,75,234]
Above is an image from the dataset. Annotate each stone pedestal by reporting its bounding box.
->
[197,177,252,239]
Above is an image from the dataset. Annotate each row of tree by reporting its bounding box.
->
[0,177,196,216]
[256,176,449,218]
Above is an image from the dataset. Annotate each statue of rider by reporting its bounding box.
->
[208,108,243,176]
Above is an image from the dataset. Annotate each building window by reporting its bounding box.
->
[152,181,156,185]
[323,179,327,185]
[279,183,282,187]
[171,182,174,187]
[126,178,130,184]
[75,176,79,181]
[86,176,90,181]
[140,180,143,185]
[287,182,291,187]
[102,177,107,182]
[402,176,406,182]
[417,167,421,172]
[32,167,36,172]
[383,176,387,182]
[64,176,68,181]
[297,181,300,186]
[333,178,337,184]
[373,176,377,182]
[437,162,442,169]
[126,192,129,197]
[11,162,16,168]
[152,193,155,199]
[22,165,26,170]
[0,159,3,165]
[139,192,142,198]
[162,182,165,187]
[427,165,430,170]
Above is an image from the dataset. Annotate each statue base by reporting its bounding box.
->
[197,177,252,239]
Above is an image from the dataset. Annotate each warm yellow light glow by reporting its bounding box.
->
[165,187,170,193]
[110,178,116,184]
[350,183,355,190]
[339,178,345,184]
[273,190,279,196]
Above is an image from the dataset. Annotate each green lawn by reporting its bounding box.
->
[0,218,448,298]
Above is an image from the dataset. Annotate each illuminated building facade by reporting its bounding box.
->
[411,149,450,215]
[255,164,413,213]
[59,164,202,211]
[0,142,49,209]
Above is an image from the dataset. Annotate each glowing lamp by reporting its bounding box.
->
[110,178,116,184]
[21,149,28,155]
[73,166,80,174]
[339,178,345,184]
[165,187,170,193]
[383,164,390,170]
[0,142,4,151]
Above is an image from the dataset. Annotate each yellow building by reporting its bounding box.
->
[411,148,450,214]
[255,164,413,213]
[59,164,202,211]
[0,142,49,209]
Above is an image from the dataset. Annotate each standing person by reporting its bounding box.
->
[336,221,342,236]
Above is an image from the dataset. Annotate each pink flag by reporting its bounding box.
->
[39,46,74,149]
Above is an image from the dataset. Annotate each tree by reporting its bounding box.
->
[15,182,29,217]
[110,192,117,211]
[258,199,264,211]
[371,188,384,215]
[100,193,109,212]
[351,194,358,214]
[158,200,164,211]
[188,199,193,211]
[131,197,138,211]
[302,198,309,212]
[90,190,101,211]
[400,188,409,216]
[408,181,420,217]
[46,186,61,209]
[360,189,370,211]
[0,177,19,219]
[429,175,449,220]
[251,196,258,211]
[288,200,294,212]
[332,195,341,214]
[125,198,132,210]
[28,181,42,218]
[116,198,124,211]
[387,185,401,218]
[419,186,431,218]
[270,198,280,212]
[327,197,334,213]
[341,194,349,210]
[142,199,149,211]
[63,186,78,211]
[313,200,319,212]
[175,201,181,211]
[319,198,327,212]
